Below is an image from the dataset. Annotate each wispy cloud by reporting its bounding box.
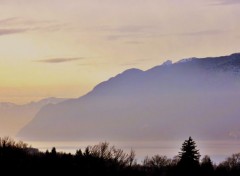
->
[177,30,224,36]
[90,24,155,33]
[114,25,156,34]
[124,41,143,45]
[37,57,84,63]
[106,33,154,41]
[0,17,18,25]
[229,129,240,139]
[90,24,159,41]
[0,28,27,36]
[102,24,223,41]
[0,17,67,36]
[107,29,223,41]
[211,0,240,5]
[0,17,56,27]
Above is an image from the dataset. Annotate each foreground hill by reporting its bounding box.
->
[18,53,240,141]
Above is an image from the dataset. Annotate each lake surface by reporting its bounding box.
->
[24,140,240,164]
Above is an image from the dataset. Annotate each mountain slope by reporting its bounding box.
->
[0,97,67,137]
[17,53,240,141]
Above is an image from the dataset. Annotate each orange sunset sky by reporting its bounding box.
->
[0,0,239,104]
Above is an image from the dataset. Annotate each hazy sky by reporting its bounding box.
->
[0,0,240,104]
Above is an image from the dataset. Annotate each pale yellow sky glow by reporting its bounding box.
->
[0,0,240,104]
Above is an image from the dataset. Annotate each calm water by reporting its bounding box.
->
[24,140,240,164]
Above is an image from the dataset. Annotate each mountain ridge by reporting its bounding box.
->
[0,97,68,137]
[17,53,240,141]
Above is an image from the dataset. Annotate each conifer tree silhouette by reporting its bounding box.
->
[178,136,201,175]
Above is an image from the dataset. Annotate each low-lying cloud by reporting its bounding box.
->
[211,0,240,5]
[37,57,84,63]
[0,17,18,26]
[0,17,67,36]
[0,28,27,36]
[178,30,224,36]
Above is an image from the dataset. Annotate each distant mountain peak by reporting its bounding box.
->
[30,97,67,105]
[0,97,67,108]
[230,52,240,57]
[121,68,144,74]
[161,60,172,66]
[176,57,197,64]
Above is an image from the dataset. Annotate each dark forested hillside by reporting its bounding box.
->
[1,136,240,176]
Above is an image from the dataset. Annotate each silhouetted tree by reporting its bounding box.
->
[179,137,200,164]
[45,149,49,155]
[84,146,90,156]
[201,155,214,176]
[51,147,57,156]
[223,153,240,169]
[217,153,240,176]
[143,155,171,175]
[127,149,136,167]
[171,155,180,166]
[178,136,200,175]
[75,149,83,157]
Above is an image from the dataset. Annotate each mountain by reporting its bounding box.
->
[17,53,240,141]
[0,97,67,137]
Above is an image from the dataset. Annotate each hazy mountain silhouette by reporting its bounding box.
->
[17,53,240,141]
[0,97,67,136]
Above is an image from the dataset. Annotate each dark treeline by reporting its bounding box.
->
[0,136,240,176]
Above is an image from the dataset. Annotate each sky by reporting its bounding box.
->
[0,0,240,104]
